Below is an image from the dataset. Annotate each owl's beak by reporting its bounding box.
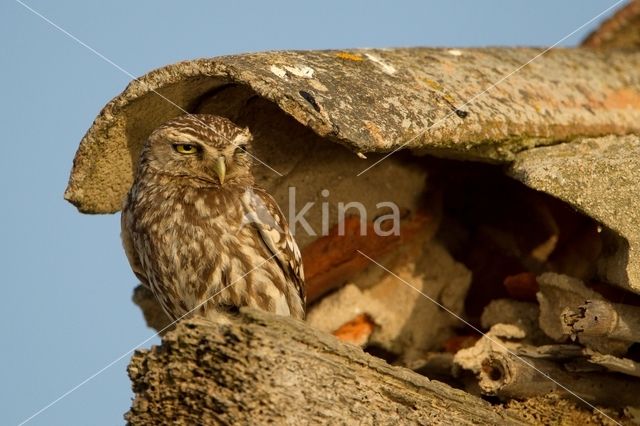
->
[213,156,226,185]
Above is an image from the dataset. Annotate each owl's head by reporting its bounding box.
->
[141,114,254,186]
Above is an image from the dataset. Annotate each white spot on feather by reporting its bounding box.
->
[265,228,281,243]
[274,294,291,316]
[233,132,251,144]
[260,284,290,316]
[194,198,208,216]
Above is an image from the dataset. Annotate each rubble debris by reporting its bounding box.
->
[303,208,439,302]
[480,299,548,345]
[537,273,604,341]
[306,284,379,333]
[307,238,471,363]
[537,272,631,355]
[562,299,640,344]
[434,162,607,319]
[503,272,539,302]
[442,335,479,354]
[406,352,457,386]
[584,350,640,379]
[331,313,376,347]
[510,135,640,294]
[504,394,630,426]
[482,352,640,407]
[453,325,640,407]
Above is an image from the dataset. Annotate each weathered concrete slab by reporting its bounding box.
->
[509,135,640,293]
[64,48,640,213]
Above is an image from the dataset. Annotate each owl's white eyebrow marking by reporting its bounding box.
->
[165,131,204,145]
[233,133,251,144]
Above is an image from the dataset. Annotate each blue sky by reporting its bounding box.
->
[0,1,625,424]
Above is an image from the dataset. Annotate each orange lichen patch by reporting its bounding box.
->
[504,272,539,302]
[418,78,458,105]
[442,335,479,353]
[332,313,376,346]
[302,210,435,302]
[602,88,640,109]
[420,77,444,91]
[336,52,364,61]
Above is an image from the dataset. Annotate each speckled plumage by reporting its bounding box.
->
[121,114,305,322]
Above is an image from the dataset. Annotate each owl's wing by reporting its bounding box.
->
[121,213,150,288]
[241,188,306,305]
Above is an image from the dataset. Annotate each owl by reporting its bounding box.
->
[121,114,305,322]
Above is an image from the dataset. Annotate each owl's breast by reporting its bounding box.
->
[126,184,288,318]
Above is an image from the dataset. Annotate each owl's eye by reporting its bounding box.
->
[234,144,248,156]
[173,144,199,155]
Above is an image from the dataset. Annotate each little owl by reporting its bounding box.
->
[121,114,305,322]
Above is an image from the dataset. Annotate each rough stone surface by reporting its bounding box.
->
[65,48,640,214]
[509,135,640,293]
[126,309,526,425]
